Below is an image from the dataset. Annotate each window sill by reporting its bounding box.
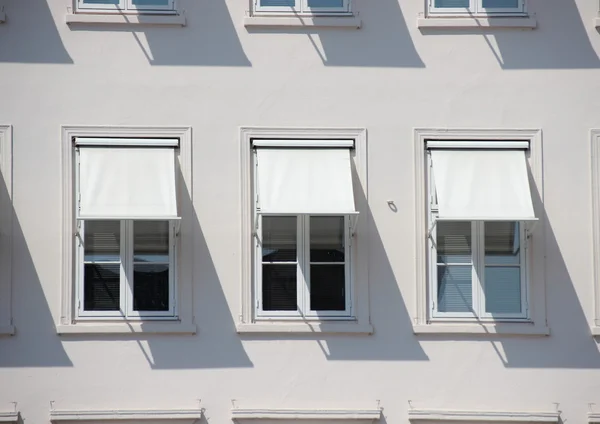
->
[413,323,550,336]
[236,321,373,335]
[56,322,196,335]
[408,409,560,423]
[66,13,186,26]
[49,409,203,423]
[0,325,15,336]
[244,16,361,29]
[0,412,18,423]
[417,16,537,29]
[231,407,382,421]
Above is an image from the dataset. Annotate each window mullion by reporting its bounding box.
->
[122,220,131,318]
[345,215,352,314]
[299,215,309,315]
[474,221,484,317]
[299,0,306,13]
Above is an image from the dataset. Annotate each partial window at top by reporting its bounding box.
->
[254,0,351,15]
[77,0,176,14]
[429,0,526,16]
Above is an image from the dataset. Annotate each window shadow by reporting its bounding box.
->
[418,0,600,69]
[244,0,424,68]
[0,0,73,63]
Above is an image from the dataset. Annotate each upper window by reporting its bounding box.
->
[429,0,526,16]
[254,0,351,15]
[74,138,180,321]
[426,142,537,322]
[76,0,176,14]
[253,142,357,320]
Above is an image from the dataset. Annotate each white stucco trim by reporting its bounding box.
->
[0,126,13,337]
[417,16,536,29]
[413,128,546,335]
[50,409,203,422]
[239,127,370,335]
[243,16,361,29]
[589,129,600,336]
[0,412,18,423]
[232,408,381,421]
[59,126,194,335]
[408,409,559,423]
[66,13,186,26]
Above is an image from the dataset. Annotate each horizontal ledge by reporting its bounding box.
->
[426,141,529,149]
[588,326,600,336]
[408,410,559,423]
[589,412,600,422]
[252,139,354,148]
[56,322,196,335]
[237,322,373,335]
[232,408,381,420]
[74,137,179,147]
[66,13,186,26]
[244,16,361,29]
[0,412,19,423]
[0,325,15,336]
[50,409,203,422]
[417,16,536,29]
[412,324,550,336]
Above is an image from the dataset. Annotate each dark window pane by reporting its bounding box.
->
[84,264,120,311]
[437,265,472,313]
[310,264,345,311]
[436,221,472,264]
[134,221,169,263]
[262,216,297,262]
[133,264,169,312]
[434,0,469,7]
[262,264,297,311]
[485,221,520,265]
[310,216,345,262]
[84,221,120,262]
[485,266,522,314]
[307,0,344,7]
[482,0,518,8]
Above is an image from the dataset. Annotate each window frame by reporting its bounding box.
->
[255,214,353,320]
[59,126,194,335]
[428,0,526,17]
[0,126,12,336]
[76,0,176,14]
[239,127,371,334]
[254,0,352,16]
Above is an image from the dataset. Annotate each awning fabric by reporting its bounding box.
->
[78,147,178,220]
[255,148,357,215]
[430,149,537,222]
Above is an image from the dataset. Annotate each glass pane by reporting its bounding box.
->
[131,0,170,5]
[134,221,169,263]
[434,0,469,7]
[310,265,345,311]
[84,221,120,262]
[84,264,120,311]
[485,222,520,265]
[307,0,344,7]
[482,0,518,8]
[260,0,295,6]
[437,221,472,264]
[310,216,345,263]
[82,0,119,3]
[485,267,522,314]
[262,264,297,311]
[262,216,297,262]
[437,265,472,313]
[133,264,169,312]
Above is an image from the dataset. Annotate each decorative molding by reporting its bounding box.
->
[50,409,202,422]
[0,412,19,423]
[413,128,545,331]
[66,13,186,26]
[413,323,549,336]
[239,127,370,334]
[244,16,361,29]
[0,126,12,337]
[232,408,381,421]
[417,16,536,29]
[59,126,194,335]
[408,410,559,423]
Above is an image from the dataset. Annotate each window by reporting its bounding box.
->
[254,0,351,15]
[429,0,526,16]
[239,128,371,334]
[426,142,537,322]
[76,0,175,14]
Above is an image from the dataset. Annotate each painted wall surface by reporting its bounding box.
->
[1,0,600,423]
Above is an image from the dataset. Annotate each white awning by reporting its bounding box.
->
[255,148,357,215]
[430,149,537,222]
[78,147,178,220]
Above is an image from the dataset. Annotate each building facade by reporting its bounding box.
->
[1,0,600,423]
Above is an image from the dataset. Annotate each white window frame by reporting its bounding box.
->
[413,128,549,336]
[76,0,176,14]
[59,126,194,335]
[428,0,526,17]
[0,126,12,336]
[239,127,372,334]
[75,219,177,320]
[255,214,352,319]
[254,0,351,15]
